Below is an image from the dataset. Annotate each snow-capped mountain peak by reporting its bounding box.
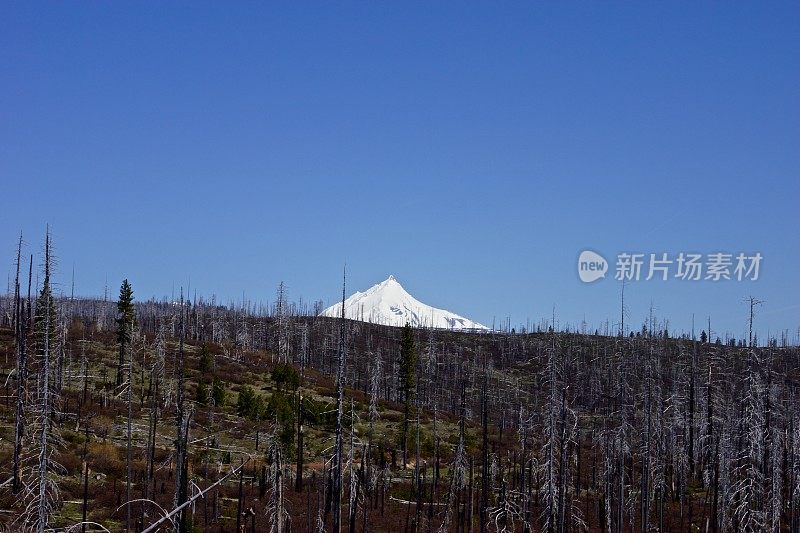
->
[321,276,487,331]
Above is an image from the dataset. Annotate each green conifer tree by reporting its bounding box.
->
[400,322,417,467]
[115,279,135,386]
[196,381,209,406]
[198,344,213,374]
[212,378,227,407]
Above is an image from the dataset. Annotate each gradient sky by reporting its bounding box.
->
[1,2,798,342]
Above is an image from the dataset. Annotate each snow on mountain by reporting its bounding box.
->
[321,275,488,331]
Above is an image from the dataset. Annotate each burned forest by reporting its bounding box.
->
[0,236,798,532]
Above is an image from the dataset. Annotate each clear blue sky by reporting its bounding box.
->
[1,2,798,342]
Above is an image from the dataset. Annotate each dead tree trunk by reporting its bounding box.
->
[12,235,26,494]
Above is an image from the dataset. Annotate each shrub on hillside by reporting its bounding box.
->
[271,362,300,391]
[236,385,264,420]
